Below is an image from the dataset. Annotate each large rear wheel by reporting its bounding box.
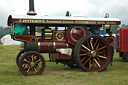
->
[19,51,45,76]
[74,35,111,72]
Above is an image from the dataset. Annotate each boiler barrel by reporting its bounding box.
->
[38,41,70,53]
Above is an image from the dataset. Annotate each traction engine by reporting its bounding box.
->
[7,0,121,76]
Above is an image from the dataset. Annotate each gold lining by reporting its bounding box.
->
[53,42,56,49]
[38,42,41,52]
[14,36,38,43]
[70,26,86,42]
[14,36,30,43]
[106,37,114,45]
[53,31,66,42]
[55,32,64,41]
[11,23,14,35]
[66,44,69,48]
[30,37,38,43]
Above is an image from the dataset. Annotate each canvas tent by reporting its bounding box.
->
[1,34,21,45]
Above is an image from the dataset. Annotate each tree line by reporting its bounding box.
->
[0,24,128,39]
[0,26,11,39]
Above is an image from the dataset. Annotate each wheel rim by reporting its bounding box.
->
[78,35,110,71]
[126,55,128,61]
[16,50,24,67]
[124,52,128,62]
[19,52,45,76]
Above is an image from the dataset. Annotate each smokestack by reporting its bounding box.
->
[27,0,37,15]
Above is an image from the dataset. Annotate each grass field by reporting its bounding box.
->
[0,45,128,85]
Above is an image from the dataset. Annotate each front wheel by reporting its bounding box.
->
[74,35,111,72]
[19,51,45,76]
[16,50,24,67]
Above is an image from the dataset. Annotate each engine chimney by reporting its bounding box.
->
[27,0,37,15]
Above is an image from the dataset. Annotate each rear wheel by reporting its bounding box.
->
[74,35,111,72]
[19,51,45,76]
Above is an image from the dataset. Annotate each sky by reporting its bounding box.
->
[0,0,128,27]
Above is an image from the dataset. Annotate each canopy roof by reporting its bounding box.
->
[8,15,121,26]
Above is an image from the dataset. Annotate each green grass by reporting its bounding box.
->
[0,45,128,85]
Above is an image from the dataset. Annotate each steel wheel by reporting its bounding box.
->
[74,35,111,72]
[123,51,128,62]
[19,51,45,76]
[16,50,24,67]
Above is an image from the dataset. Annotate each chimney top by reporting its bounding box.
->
[27,0,37,15]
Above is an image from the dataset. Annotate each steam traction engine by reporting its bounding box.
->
[7,0,121,76]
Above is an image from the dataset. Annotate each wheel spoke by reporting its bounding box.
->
[27,67,31,73]
[99,51,104,54]
[34,67,37,72]
[27,56,31,61]
[35,59,40,64]
[96,42,100,50]
[31,55,34,62]
[87,40,90,50]
[98,55,107,59]
[90,40,94,50]
[80,53,88,56]
[80,49,87,52]
[94,39,99,49]
[81,56,87,62]
[98,46,106,51]
[82,45,91,51]
[96,57,102,63]
[25,60,30,64]
[94,59,101,67]
[83,57,91,65]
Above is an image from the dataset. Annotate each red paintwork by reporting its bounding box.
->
[105,37,114,45]
[38,41,70,53]
[8,15,121,61]
[13,35,38,43]
[67,26,89,45]
[60,53,72,60]
[119,27,128,52]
